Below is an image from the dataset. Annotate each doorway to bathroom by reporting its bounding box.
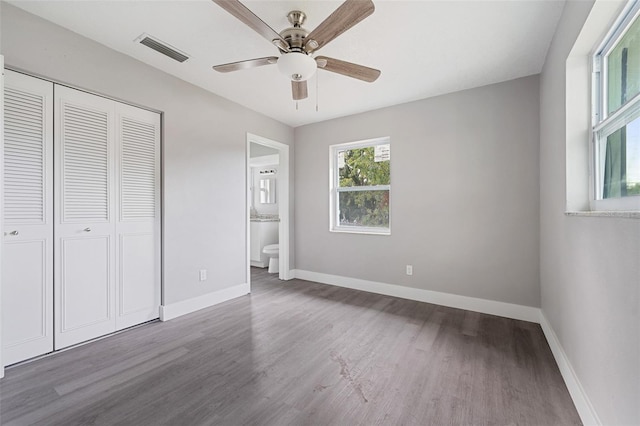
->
[246,133,290,286]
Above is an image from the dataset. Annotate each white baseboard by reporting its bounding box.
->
[539,312,601,425]
[292,269,540,322]
[159,283,250,321]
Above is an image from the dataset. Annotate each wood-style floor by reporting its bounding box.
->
[0,268,580,425]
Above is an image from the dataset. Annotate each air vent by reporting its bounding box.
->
[138,34,189,63]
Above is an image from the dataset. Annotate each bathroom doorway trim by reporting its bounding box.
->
[246,133,291,283]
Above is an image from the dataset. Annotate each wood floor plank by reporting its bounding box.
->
[0,267,581,425]
[4,347,190,426]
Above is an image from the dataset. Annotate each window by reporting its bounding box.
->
[329,137,390,234]
[592,0,640,210]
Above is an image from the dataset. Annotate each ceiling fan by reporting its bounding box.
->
[211,0,381,101]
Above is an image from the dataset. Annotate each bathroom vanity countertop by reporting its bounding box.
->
[250,216,280,222]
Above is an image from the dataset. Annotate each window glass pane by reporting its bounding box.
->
[602,115,640,198]
[338,190,389,228]
[607,14,640,114]
[338,146,390,187]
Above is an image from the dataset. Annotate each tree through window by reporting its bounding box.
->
[330,138,390,234]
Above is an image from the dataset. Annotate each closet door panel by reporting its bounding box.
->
[2,239,49,363]
[115,105,160,329]
[119,233,155,316]
[54,86,116,350]
[2,71,53,365]
[60,237,111,331]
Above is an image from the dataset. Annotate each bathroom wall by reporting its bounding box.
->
[252,164,279,216]
[250,143,279,216]
[295,75,540,307]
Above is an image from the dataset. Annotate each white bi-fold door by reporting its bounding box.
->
[2,71,160,364]
[54,87,117,349]
[54,86,160,350]
[1,70,54,365]
[114,104,161,331]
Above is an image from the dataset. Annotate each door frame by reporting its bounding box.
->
[246,133,291,285]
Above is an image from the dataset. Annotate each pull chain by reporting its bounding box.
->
[316,72,319,112]
[296,101,298,111]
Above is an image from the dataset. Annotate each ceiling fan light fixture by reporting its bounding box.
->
[277,52,317,81]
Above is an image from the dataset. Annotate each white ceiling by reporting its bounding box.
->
[7,0,565,127]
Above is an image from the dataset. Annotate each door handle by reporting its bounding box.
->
[83,227,92,232]
[8,230,18,236]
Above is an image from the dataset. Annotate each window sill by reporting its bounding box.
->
[565,211,640,219]
[330,228,391,236]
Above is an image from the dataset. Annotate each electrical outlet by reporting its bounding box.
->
[406,265,413,276]
[199,269,207,281]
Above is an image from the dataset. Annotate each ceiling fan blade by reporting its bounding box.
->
[315,56,380,82]
[212,0,289,52]
[212,57,278,73]
[292,80,308,100]
[304,0,375,53]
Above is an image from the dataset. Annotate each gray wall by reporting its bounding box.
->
[1,4,294,305]
[295,75,541,307]
[540,1,640,424]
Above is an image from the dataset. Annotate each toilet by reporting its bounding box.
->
[262,244,279,274]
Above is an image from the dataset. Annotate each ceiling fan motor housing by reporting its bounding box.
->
[280,11,309,51]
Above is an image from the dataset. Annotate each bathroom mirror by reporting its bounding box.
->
[260,178,276,204]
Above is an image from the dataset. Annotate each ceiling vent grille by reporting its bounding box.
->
[138,35,189,63]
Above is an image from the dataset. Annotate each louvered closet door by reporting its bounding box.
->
[54,86,116,349]
[115,104,160,330]
[2,70,54,364]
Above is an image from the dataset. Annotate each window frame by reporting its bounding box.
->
[329,137,391,235]
[591,0,640,211]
